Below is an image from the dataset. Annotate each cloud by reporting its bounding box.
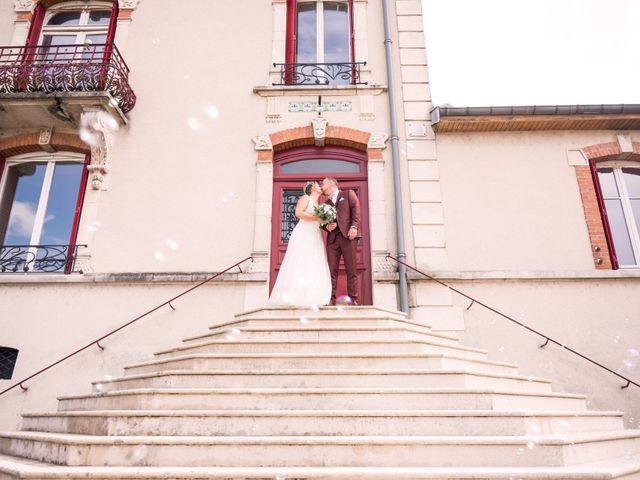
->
[7,201,37,239]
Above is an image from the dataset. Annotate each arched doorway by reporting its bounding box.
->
[270,145,372,304]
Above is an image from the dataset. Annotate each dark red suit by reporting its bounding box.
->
[324,190,361,304]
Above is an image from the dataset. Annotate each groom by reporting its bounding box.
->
[321,177,361,306]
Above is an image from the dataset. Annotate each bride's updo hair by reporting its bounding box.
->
[303,181,316,195]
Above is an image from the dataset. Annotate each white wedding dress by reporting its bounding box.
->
[268,196,332,306]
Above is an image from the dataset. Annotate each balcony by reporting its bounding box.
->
[0,244,86,274]
[0,43,135,129]
[272,62,368,87]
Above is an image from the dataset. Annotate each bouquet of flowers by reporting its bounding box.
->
[315,204,337,225]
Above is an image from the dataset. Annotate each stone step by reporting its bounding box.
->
[55,388,588,412]
[1,431,639,467]
[153,339,488,360]
[2,455,640,480]
[234,306,408,320]
[2,452,640,480]
[90,369,553,394]
[182,326,460,346]
[122,353,520,376]
[209,317,435,335]
[21,410,624,437]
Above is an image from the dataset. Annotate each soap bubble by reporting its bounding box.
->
[186,103,221,133]
[187,116,201,130]
[86,220,101,232]
[221,191,237,205]
[151,38,161,45]
[613,335,621,344]
[79,111,118,148]
[224,328,242,341]
[128,445,148,465]
[515,447,525,456]
[336,295,353,307]
[623,348,639,368]
[153,239,179,262]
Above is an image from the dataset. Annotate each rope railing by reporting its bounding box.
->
[0,256,253,397]
[386,255,639,390]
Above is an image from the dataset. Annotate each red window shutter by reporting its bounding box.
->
[589,159,619,270]
[106,0,119,45]
[348,0,355,62]
[25,2,45,48]
[285,0,297,66]
[65,153,90,274]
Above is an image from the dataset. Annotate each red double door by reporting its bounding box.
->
[269,146,372,305]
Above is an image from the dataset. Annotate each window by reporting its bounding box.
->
[39,6,112,62]
[0,153,88,273]
[0,347,19,380]
[285,0,355,85]
[597,167,640,267]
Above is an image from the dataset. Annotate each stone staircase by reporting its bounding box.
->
[1,306,640,479]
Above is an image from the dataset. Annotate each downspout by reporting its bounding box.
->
[381,0,409,314]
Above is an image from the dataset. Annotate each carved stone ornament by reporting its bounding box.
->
[252,135,273,151]
[81,110,118,190]
[118,0,141,9]
[368,132,389,149]
[38,128,55,153]
[311,117,328,147]
[14,0,35,12]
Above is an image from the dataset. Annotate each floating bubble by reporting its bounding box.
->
[515,447,525,456]
[498,346,505,353]
[526,440,537,449]
[614,335,621,344]
[94,382,104,393]
[336,295,353,307]
[187,116,201,130]
[206,104,220,120]
[225,328,242,341]
[86,220,101,232]
[79,111,118,148]
[221,191,238,205]
[153,239,179,262]
[152,38,161,45]
[129,444,148,465]
[623,348,639,368]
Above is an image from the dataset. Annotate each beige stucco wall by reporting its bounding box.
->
[434,130,640,271]
[0,279,251,430]
[439,277,640,427]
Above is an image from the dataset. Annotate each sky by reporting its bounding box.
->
[420,0,640,107]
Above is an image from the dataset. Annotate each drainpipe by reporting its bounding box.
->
[381,0,409,315]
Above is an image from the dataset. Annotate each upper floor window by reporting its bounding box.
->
[0,153,88,273]
[40,5,113,61]
[281,0,362,86]
[297,1,351,65]
[597,166,640,268]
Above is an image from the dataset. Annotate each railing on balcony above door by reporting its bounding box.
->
[273,62,367,86]
[0,244,86,274]
[0,43,136,113]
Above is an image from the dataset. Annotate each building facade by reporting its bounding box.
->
[0,0,638,434]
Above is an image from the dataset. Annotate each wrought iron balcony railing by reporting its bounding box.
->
[273,62,367,86]
[0,244,86,274]
[0,43,136,113]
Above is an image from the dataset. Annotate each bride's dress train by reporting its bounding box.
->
[268,197,331,306]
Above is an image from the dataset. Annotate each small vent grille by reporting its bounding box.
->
[0,347,19,380]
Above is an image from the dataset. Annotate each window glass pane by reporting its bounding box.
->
[297,3,317,63]
[631,199,640,241]
[605,199,637,266]
[323,2,350,64]
[39,163,83,245]
[281,159,360,174]
[46,11,81,26]
[3,163,47,245]
[281,189,302,243]
[597,168,619,198]
[88,11,111,25]
[82,34,108,61]
[40,35,76,62]
[622,168,640,198]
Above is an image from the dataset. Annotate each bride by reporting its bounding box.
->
[268,181,332,306]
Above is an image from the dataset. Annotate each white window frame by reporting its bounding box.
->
[598,162,640,268]
[40,1,113,47]
[0,152,85,252]
[298,0,351,64]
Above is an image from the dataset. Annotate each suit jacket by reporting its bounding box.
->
[324,190,362,243]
